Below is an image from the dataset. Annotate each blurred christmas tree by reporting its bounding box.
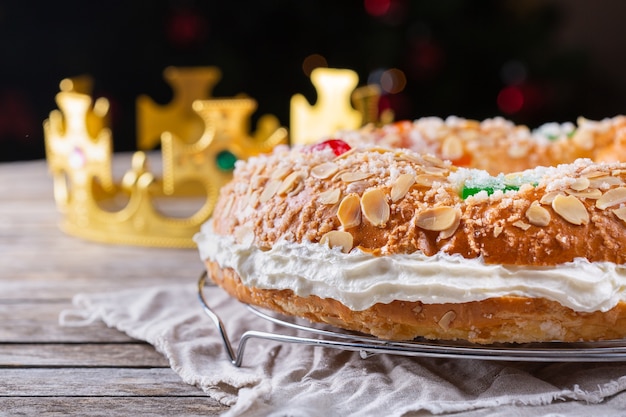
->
[0,0,623,161]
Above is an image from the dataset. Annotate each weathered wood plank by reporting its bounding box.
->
[0,343,169,367]
[0,397,227,417]
[0,302,134,343]
[0,158,231,414]
[1,368,207,396]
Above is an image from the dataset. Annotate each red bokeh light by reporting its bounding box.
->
[364,0,391,16]
[497,86,524,114]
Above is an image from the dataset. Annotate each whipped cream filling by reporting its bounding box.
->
[195,223,626,313]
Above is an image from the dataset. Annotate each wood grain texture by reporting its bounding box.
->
[0,157,229,415]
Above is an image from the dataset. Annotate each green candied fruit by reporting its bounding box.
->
[216,150,238,171]
[462,184,520,199]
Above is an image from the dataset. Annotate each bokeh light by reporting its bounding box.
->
[497,86,524,114]
[302,54,328,77]
[364,0,391,17]
[500,60,528,86]
[380,68,406,94]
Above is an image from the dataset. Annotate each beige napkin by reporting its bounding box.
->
[60,283,626,417]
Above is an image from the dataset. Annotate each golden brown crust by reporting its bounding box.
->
[212,146,626,267]
[206,260,626,344]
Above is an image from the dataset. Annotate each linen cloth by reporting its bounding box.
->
[60,283,626,417]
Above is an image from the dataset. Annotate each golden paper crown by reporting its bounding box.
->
[43,66,389,247]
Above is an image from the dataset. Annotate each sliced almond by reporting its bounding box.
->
[596,187,626,210]
[422,166,448,176]
[565,188,602,199]
[320,230,353,253]
[310,162,339,179]
[513,220,531,230]
[277,171,303,195]
[612,206,626,223]
[248,191,260,208]
[415,206,460,231]
[337,194,361,228]
[360,188,390,227]
[331,169,349,182]
[318,188,341,205]
[415,174,447,187]
[584,170,609,179]
[438,208,462,239]
[570,177,590,191]
[340,171,373,183]
[525,201,551,226]
[423,154,447,168]
[552,194,589,225]
[441,135,464,161]
[437,310,456,330]
[397,153,425,165]
[540,191,563,205]
[234,225,255,246]
[333,147,356,160]
[271,165,292,180]
[288,181,304,196]
[391,173,416,202]
[572,129,594,150]
[493,225,504,237]
[221,196,235,217]
[259,179,281,203]
[589,175,624,189]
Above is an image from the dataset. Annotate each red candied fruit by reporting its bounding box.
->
[308,139,351,156]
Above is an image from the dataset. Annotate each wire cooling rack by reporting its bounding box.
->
[197,272,626,367]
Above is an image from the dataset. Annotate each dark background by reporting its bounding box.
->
[2,0,626,162]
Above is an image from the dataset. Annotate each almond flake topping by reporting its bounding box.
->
[415,206,460,231]
[360,188,390,227]
[552,194,589,225]
[311,162,339,179]
[234,225,255,246]
[320,230,353,253]
[422,154,447,168]
[277,171,303,195]
[259,179,281,203]
[341,171,373,183]
[565,188,602,199]
[437,310,456,330]
[540,191,562,205]
[422,166,448,176]
[572,129,594,150]
[612,206,626,223]
[391,173,416,202]
[438,208,462,239]
[271,165,293,180]
[570,177,590,191]
[513,220,531,231]
[415,174,447,187]
[441,135,464,160]
[337,194,362,228]
[589,175,623,189]
[318,188,341,205]
[596,187,626,210]
[525,201,551,226]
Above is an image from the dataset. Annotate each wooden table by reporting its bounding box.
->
[0,157,229,415]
